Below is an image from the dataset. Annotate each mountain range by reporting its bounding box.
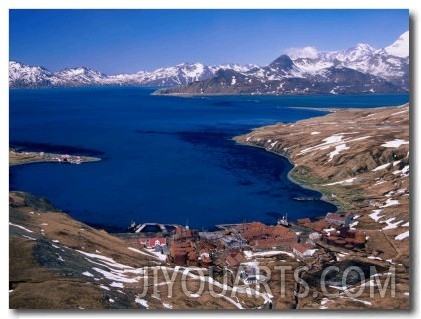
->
[8,60,258,89]
[9,31,409,95]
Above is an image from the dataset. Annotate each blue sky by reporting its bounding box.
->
[9,9,408,74]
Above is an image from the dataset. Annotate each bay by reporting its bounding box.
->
[9,87,409,231]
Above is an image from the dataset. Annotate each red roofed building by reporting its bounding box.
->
[308,219,330,232]
[270,225,297,240]
[173,252,187,266]
[200,250,213,267]
[297,218,311,227]
[187,251,199,267]
[291,243,317,259]
[239,222,297,249]
[169,240,198,266]
[226,252,246,268]
[325,213,353,226]
[240,222,267,240]
[139,237,167,249]
[174,226,197,240]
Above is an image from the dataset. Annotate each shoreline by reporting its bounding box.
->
[9,102,409,309]
[8,139,334,232]
[233,136,339,215]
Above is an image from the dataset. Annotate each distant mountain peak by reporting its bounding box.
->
[285,31,409,90]
[8,60,253,88]
[384,31,409,57]
[269,55,294,70]
[354,43,376,50]
[333,43,376,62]
[9,31,409,92]
[152,31,409,96]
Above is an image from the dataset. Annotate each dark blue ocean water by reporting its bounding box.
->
[9,87,409,231]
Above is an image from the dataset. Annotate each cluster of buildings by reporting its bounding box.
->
[296,212,367,250]
[10,149,84,164]
[53,154,82,164]
[134,221,302,268]
[130,211,367,269]
[237,222,298,248]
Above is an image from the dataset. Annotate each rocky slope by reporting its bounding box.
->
[9,191,150,309]
[10,190,409,310]
[235,104,410,264]
[9,191,283,309]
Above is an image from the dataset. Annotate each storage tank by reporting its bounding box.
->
[174,252,187,265]
[335,239,346,247]
[355,232,366,243]
[347,230,357,238]
[327,236,338,244]
[345,238,354,244]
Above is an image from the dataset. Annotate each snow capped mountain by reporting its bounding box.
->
[285,31,409,90]
[292,58,335,76]
[155,32,409,96]
[155,58,405,96]
[9,31,408,93]
[209,63,258,73]
[383,31,409,58]
[9,61,110,88]
[54,67,107,86]
[9,61,58,88]
[334,43,377,62]
[106,62,258,87]
[134,62,214,86]
[9,61,256,88]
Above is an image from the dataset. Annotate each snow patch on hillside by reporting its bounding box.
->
[381,139,409,148]
[328,144,349,162]
[395,231,409,240]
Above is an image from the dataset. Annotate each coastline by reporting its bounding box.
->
[286,164,333,204]
[233,136,338,214]
[8,104,410,309]
[232,103,410,263]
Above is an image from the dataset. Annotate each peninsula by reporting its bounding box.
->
[235,103,409,263]
[9,149,101,166]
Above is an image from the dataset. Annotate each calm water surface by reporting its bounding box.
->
[9,87,408,231]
